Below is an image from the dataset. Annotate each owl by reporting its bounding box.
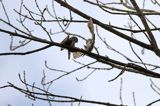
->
[61,35,78,59]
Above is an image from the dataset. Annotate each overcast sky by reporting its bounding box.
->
[0,0,160,106]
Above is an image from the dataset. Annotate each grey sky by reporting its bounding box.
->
[0,0,160,106]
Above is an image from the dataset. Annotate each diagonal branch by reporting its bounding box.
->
[0,45,52,56]
[130,0,160,57]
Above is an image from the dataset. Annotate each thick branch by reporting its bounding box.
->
[1,29,160,78]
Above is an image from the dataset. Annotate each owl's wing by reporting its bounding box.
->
[60,35,69,51]
[70,39,76,47]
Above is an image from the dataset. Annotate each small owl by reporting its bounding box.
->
[61,36,78,59]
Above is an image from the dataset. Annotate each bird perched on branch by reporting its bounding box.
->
[60,35,78,59]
